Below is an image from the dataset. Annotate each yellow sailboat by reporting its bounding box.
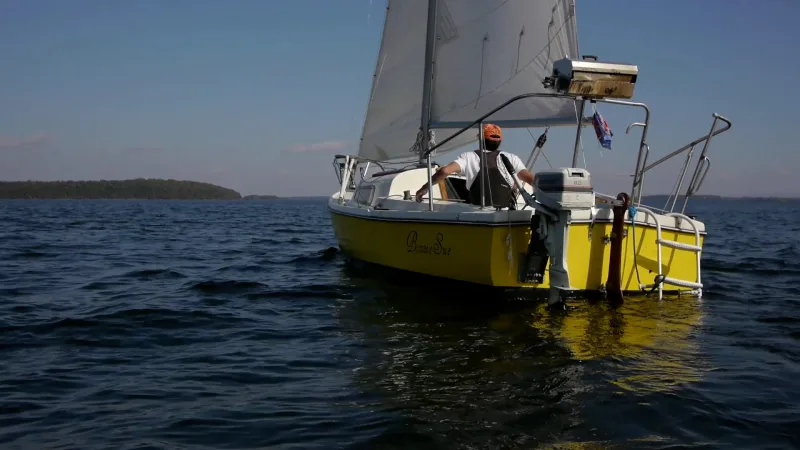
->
[329,0,731,305]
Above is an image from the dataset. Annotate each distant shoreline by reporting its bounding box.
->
[242,194,280,200]
[0,179,279,201]
[0,179,794,201]
[641,194,800,201]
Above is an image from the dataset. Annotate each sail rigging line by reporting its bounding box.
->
[367,54,388,121]
[357,3,391,159]
[437,5,575,120]
[582,142,587,168]
[350,0,378,147]
[525,128,553,169]
[662,167,685,211]
[544,3,557,68]
[514,27,524,74]
[446,0,511,31]
[474,34,489,110]
[568,0,579,57]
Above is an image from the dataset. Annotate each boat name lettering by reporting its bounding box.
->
[406,231,451,256]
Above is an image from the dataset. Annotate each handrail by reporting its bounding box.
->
[424,93,581,157]
[686,157,711,196]
[631,206,664,297]
[625,122,647,204]
[418,92,652,214]
[635,113,731,213]
[423,93,651,172]
[632,144,650,204]
[600,99,652,206]
[419,92,653,216]
[626,122,645,134]
[332,154,388,173]
[667,143,696,213]
[681,157,711,214]
[639,113,731,174]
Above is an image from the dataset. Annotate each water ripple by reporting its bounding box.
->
[0,198,797,449]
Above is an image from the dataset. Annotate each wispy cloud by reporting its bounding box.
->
[0,133,52,151]
[285,140,348,154]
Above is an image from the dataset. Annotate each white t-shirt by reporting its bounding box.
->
[451,150,527,190]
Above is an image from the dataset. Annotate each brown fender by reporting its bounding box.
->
[606,192,630,304]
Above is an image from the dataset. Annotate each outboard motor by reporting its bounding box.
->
[498,155,595,305]
[529,168,595,304]
[533,168,594,210]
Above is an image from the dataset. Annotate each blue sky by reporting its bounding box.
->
[1,0,798,197]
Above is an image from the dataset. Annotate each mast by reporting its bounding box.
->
[420,0,438,211]
[419,0,438,166]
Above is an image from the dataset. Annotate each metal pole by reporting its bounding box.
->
[418,0,438,167]
[571,99,586,167]
[602,99,651,205]
[420,0,438,211]
[681,116,720,213]
[629,114,650,205]
[479,122,486,208]
[424,93,572,158]
[669,147,695,212]
[525,147,541,171]
[640,113,731,174]
[427,154,434,211]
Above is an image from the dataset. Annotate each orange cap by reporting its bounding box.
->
[481,123,502,141]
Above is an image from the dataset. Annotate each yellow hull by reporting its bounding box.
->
[330,208,704,293]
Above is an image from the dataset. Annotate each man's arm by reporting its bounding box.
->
[508,153,535,186]
[518,169,534,186]
[415,161,461,202]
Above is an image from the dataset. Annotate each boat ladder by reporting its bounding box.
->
[633,208,703,300]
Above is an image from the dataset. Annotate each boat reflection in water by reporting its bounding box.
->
[509,294,705,395]
[337,265,707,447]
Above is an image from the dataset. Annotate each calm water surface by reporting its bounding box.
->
[0,198,798,449]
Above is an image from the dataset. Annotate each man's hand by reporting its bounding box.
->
[518,169,534,186]
[413,161,461,203]
[415,186,428,202]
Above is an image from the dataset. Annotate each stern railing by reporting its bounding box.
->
[341,93,730,213]
[631,113,732,212]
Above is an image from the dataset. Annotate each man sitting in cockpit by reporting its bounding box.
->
[414,123,533,208]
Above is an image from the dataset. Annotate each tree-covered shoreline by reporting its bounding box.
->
[0,179,248,200]
[242,194,280,200]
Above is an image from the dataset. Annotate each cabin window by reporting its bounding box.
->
[354,185,375,205]
[445,177,469,201]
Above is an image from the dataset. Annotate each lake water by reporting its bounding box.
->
[1,198,798,449]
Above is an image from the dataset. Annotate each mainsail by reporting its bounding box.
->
[358,0,580,163]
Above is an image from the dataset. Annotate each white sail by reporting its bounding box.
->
[430,0,580,129]
[358,0,580,162]
[358,1,474,162]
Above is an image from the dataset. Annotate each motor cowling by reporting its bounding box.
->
[533,168,594,211]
